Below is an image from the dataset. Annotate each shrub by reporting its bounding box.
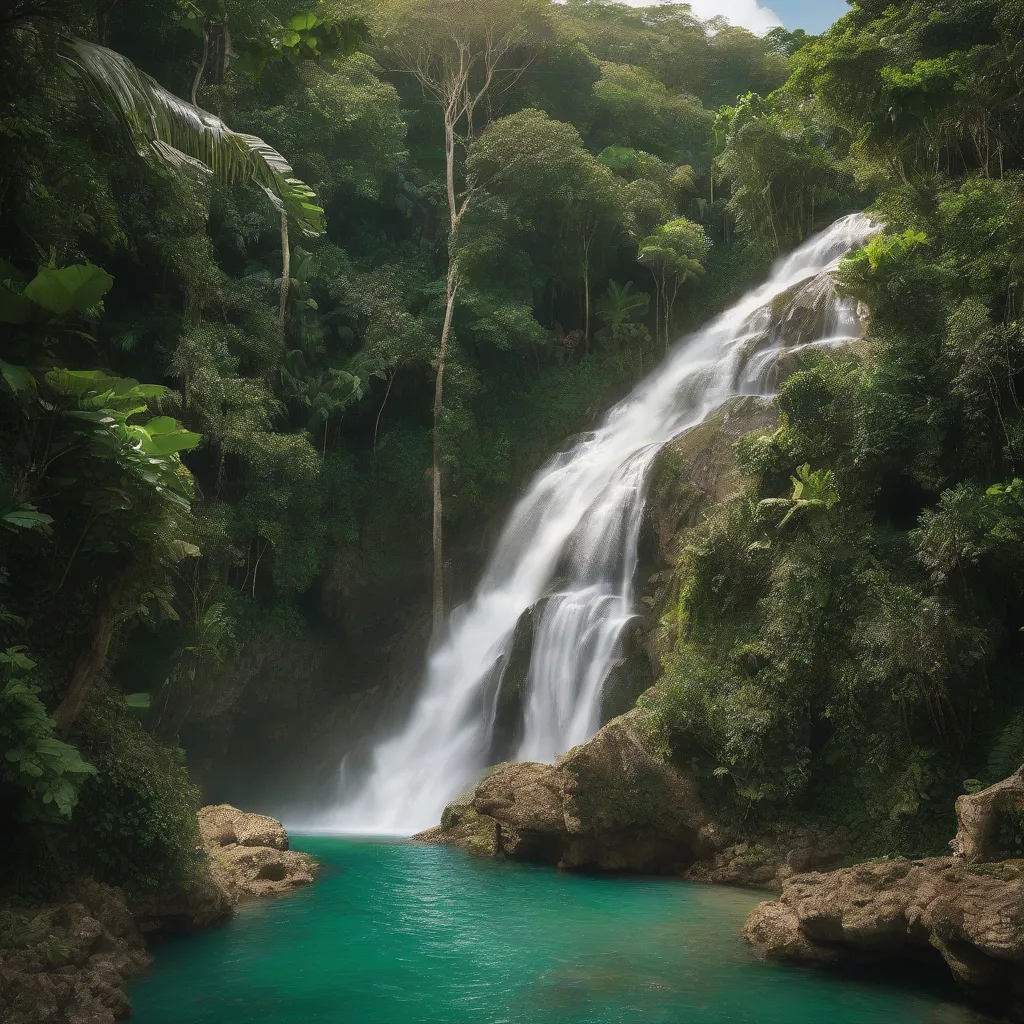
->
[0,648,95,822]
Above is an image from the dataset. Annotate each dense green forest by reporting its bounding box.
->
[2,0,1024,907]
[646,0,1024,855]
[0,0,813,896]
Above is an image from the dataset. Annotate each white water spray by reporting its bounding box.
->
[313,214,875,835]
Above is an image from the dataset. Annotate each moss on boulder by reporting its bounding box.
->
[414,793,501,857]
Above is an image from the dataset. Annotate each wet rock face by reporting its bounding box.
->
[0,881,151,1024]
[488,602,545,764]
[743,273,870,389]
[197,804,318,901]
[646,395,778,570]
[744,857,1024,1021]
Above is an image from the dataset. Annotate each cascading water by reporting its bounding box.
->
[314,213,876,835]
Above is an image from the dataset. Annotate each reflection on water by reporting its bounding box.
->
[131,838,985,1024]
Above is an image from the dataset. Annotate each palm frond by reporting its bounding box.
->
[55,37,324,236]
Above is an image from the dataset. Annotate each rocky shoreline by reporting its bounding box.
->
[419,727,1024,1022]
[744,768,1024,1022]
[0,806,318,1024]
[743,856,1023,1022]
[415,698,854,888]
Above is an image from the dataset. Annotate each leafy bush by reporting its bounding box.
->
[68,693,204,897]
[0,649,95,821]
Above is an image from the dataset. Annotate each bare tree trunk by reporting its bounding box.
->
[667,278,681,351]
[433,266,459,635]
[191,21,210,106]
[53,566,135,737]
[583,251,591,357]
[220,16,231,82]
[373,369,397,478]
[278,212,290,327]
[662,270,671,354]
[648,269,660,353]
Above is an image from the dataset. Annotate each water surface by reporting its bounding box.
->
[131,837,978,1024]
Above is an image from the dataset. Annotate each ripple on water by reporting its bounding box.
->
[130,837,985,1024]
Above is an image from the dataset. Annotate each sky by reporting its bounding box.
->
[616,0,851,35]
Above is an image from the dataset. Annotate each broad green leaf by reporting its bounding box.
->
[2,507,54,532]
[145,430,202,455]
[124,693,151,708]
[145,416,180,434]
[289,12,320,31]
[58,38,326,237]
[1,360,35,394]
[46,368,108,396]
[23,264,114,317]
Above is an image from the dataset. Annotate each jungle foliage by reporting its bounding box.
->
[648,0,1024,856]
[0,0,800,895]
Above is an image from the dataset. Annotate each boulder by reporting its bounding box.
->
[197,804,317,901]
[198,803,289,851]
[424,701,717,873]
[556,706,713,871]
[951,764,1024,863]
[743,857,1024,1021]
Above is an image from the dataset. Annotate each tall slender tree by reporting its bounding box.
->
[372,0,548,633]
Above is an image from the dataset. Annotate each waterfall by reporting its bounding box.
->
[313,213,876,836]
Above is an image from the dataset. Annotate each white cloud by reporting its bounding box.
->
[615,0,783,34]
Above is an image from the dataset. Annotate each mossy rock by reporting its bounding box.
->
[415,795,500,858]
[467,702,715,873]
